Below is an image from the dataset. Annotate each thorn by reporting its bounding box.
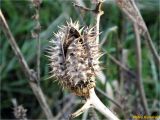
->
[89,25,96,32]
[79,26,84,33]
[46,74,56,79]
[44,55,53,59]
[46,51,54,54]
[58,25,63,29]
[49,69,56,73]
[53,32,56,36]
[96,53,105,59]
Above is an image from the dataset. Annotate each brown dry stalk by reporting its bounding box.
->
[116,0,160,66]
[134,24,150,115]
[116,0,155,115]
[0,10,54,120]
[55,95,76,120]
[73,0,104,44]
[96,87,122,109]
[103,49,136,78]
[34,1,41,84]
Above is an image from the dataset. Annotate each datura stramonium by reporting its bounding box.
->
[46,20,119,120]
[47,20,100,97]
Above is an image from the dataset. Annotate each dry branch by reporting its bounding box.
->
[0,10,54,120]
[115,0,154,115]
[103,49,136,78]
[34,0,41,84]
[134,23,150,115]
[116,0,160,66]
[94,1,104,44]
[73,0,104,44]
[96,87,122,109]
[55,95,76,120]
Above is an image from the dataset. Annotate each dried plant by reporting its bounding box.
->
[47,20,98,97]
[13,105,27,120]
[47,20,119,119]
[0,10,54,120]
[1,0,157,119]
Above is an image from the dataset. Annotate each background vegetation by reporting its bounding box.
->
[1,0,159,119]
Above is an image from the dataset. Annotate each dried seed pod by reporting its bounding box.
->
[47,20,100,97]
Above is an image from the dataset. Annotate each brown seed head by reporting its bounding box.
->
[47,20,100,97]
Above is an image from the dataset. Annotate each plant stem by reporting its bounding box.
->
[116,0,160,66]
[144,31,160,66]
[134,24,150,115]
[0,10,54,120]
[96,87,122,109]
[36,6,41,84]
[55,95,75,120]
[71,98,91,118]
[71,88,119,120]
[90,88,119,120]
[94,1,103,44]
[103,49,136,78]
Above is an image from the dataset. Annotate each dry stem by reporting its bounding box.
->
[73,2,92,12]
[35,4,41,84]
[94,1,104,44]
[71,88,119,120]
[55,95,75,120]
[103,49,136,78]
[134,24,150,115]
[96,87,122,109]
[0,10,54,120]
[73,0,104,44]
[116,0,160,66]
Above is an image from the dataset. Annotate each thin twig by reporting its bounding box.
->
[72,2,92,12]
[116,0,160,65]
[96,87,122,109]
[144,31,160,66]
[82,109,89,120]
[73,0,104,44]
[73,0,86,26]
[72,2,93,27]
[55,95,76,120]
[74,6,85,26]
[134,23,150,115]
[0,10,54,120]
[94,1,104,44]
[103,48,136,78]
[36,5,41,84]
[100,26,118,47]
[31,0,41,84]
[90,108,100,120]
[119,49,129,93]
[130,0,160,66]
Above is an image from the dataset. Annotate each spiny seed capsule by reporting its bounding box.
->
[47,20,100,97]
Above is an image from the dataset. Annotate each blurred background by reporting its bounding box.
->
[1,0,159,119]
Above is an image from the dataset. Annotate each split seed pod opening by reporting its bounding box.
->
[47,20,100,97]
